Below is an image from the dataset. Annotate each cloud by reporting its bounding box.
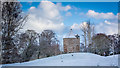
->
[56,3,71,11]
[85,10,118,35]
[71,22,88,30]
[86,10,117,19]
[70,20,118,35]
[104,20,112,24]
[39,1,61,19]
[29,6,35,10]
[117,13,120,21]
[66,12,72,16]
[96,20,118,35]
[71,23,80,30]
[22,1,66,33]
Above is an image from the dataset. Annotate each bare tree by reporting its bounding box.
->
[87,21,93,45]
[81,23,87,49]
[108,34,120,55]
[39,30,60,58]
[80,21,95,51]
[21,30,38,62]
[1,1,27,64]
[0,1,2,64]
[91,33,111,56]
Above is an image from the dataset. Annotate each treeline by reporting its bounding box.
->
[80,21,120,56]
[0,1,61,64]
[20,30,60,61]
[18,30,60,62]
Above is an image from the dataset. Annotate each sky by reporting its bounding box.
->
[18,0,120,2]
[20,2,119,49]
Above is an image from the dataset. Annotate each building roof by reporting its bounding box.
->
[64,29,76,38]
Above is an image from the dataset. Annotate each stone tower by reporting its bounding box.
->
[63,29,80,53]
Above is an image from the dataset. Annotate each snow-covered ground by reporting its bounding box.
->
[1,53,119,66]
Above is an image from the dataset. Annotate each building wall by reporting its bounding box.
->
[63,38,80,53]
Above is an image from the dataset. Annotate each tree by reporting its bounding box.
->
[39,30,60,58]
[21,30,38,62]
[108,34,120,54]
[1,1,27,64]
[81,22,87,49]
[0,1,2,64]
[91,33,111,56]
[87,21,95,45]
[80,21,95,51]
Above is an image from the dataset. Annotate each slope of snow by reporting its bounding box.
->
[1,53,119,66]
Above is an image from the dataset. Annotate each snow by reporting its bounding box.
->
[1,53,119,66]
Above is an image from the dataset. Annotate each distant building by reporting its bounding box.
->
[63,29,80,53]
